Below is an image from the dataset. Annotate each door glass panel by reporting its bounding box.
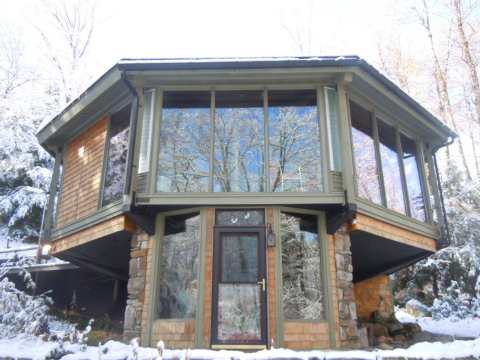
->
[218,284,261,341]
[221,234,258,282]
[215,209,264,226]
[214,91,265,192]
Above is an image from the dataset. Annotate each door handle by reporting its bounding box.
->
[258,278,266,291]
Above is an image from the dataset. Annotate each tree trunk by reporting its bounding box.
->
[453,0,480,126]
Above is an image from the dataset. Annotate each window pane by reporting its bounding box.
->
[157,91,211,192]
[350,101,382,204]
[401,134,426,221]
[158,212,200,319]
[215,209,265,226]
[221,234,258,282]
[378,120,405,214]
[325,87,342,171]
[214,91,264,192]
[138,90,154,174]
[269,90,322,192]
[102,105,130,207]
[281,212,324,320]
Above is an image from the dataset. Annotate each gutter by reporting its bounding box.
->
[431,137,455,249]
[120,71,139,210]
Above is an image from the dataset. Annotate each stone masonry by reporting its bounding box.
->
[124,228,150,340]
[334,225,361,348]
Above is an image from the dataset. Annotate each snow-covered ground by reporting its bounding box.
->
[1,336,480,360]
[396,308,480,338]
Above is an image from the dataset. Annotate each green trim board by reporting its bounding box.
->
[50,202,125,241]
[135,193,345,206]
[356,197,439,240]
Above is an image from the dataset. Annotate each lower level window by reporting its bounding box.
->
[157,212,200,319]
[280,212,324,320]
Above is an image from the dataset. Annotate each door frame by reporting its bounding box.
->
[211,225,268,349]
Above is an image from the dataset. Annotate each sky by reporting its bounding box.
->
[1,0,413,82]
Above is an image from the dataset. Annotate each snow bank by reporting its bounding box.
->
[396,309,480,338]
[1,336,480,360]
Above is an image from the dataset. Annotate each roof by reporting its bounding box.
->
[37,56,456,146]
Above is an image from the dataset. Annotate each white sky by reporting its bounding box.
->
[1,0,416,81]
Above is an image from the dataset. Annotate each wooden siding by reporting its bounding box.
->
[351,213,436,252]
[50,215,134,254]
[56,117,108,229]
[354,275,393,320]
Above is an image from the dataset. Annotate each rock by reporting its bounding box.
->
[368,323,389,338]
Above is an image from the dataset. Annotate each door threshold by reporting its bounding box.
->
[211,344,267,351]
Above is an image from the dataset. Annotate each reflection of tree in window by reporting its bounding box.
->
[157,92,210,192]
[158,213,200,319]
[350,101,382,204]
[102,105,130,207]
[401,134,426,221]
[269,90,323,192]
[214,91,264,192]
[281,212,324,320]
[378,120,405,214]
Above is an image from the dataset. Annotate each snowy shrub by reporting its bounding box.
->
[0,257,53,338]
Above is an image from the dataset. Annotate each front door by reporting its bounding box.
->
[211,226,267,348]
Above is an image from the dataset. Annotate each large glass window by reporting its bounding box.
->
[158,212,200,319]
[325,87,342,171]
[157,91,211,192]
[102,105,130,207]
[269,90,322,192]
[378,120,406,214]
[51,161,63,227]
[214,91,264,192]
[138,90,154,174]
[281,212,324,320]
[401,134,426,221]
[350,101,382,204]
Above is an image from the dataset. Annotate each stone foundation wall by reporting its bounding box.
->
[124,229,150,340]
[354,275,394,321]
[333,225,361,348]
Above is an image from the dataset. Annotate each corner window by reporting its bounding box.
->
[281,211,324,320]
[350,101,382,205]
[269,90,322,192]
[157,212,200,319]
[138,90,155,174]
[214,91,265,192]
[157,91,211,192]
[378,120,406,214]
[401,134,426,222]
[102,105,131,207]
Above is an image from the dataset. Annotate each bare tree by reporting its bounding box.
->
[0,26,34,99]
[35,0,96,105]
[412,0,472,180]
[453,0,480,126]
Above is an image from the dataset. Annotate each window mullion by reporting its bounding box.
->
[264,88,270,193]
[148,89,162,194]
[372,112,387,207]
[209,89,215,192]
[396,128,411,217]
[317,86,330,193]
